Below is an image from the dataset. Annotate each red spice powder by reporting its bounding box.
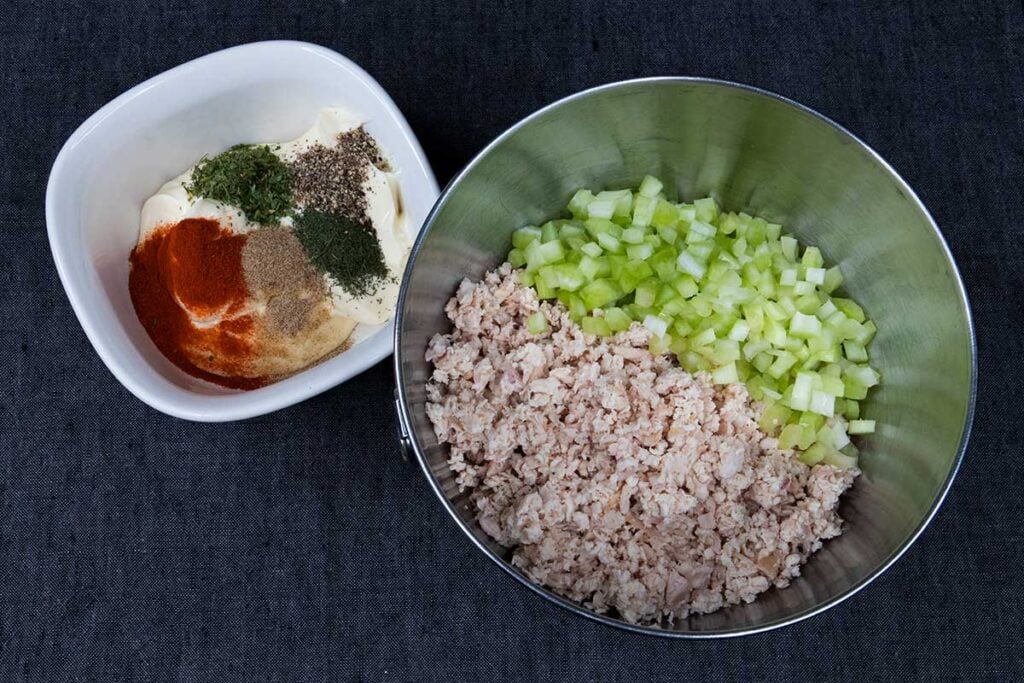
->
[129,218,266,390]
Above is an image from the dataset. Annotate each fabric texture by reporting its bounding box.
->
[1,0,1022,680]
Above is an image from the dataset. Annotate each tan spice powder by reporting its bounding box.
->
[241,227,327,336]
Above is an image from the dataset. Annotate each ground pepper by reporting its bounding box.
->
[129,218,265,390]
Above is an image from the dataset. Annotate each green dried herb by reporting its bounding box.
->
[185,144,294,224]
[293,209,389,298]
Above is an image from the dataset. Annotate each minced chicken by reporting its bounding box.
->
[425,264,857,625]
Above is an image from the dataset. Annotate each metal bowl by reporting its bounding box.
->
[394,78,976,637]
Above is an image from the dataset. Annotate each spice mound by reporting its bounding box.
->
[425,265,858,625]
[130,107,409,389]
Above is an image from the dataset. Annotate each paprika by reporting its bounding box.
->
[129,218,265,389]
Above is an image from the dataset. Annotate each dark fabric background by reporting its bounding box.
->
[1,1,1021,680]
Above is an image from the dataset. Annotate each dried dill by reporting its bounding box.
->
[293,209,389,298]
[185,144,294,224]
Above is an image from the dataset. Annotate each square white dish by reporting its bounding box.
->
[46,41,439,421]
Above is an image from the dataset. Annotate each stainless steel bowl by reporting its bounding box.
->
[394,78,976,637]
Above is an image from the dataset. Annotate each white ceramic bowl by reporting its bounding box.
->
[47,41,439,421]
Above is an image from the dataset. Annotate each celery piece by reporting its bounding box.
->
[676,251,707,280]
[672,275,699,299]
[643,315,669,338]
[805,267,826,285]
[691,327,717,347]
[568,190,595,218]
[801,246,824,269]
[822,449,858,469]
[728,320,751,342]
[848,419,876,434]
[508,248,527,268]
[578,255,603,281]
[843,379,869,401]
[581,316,612,336]
[712,362,739,384]
[579,279,623,310]
[832,298,866,322]
[626,243,654,261]
[719,213,741,236]
[809,390,835,417]
[587,199,616,219]
[819,374,845,397]
[566,294,586,320]
[525,239,565,270]
[780,268,798,286]
[621,226,646,244]
[694,197,719,223]
[596,232,623,254]
[512,226,542,250]
[580,241,603,258]
[842,341,868,363]
[656,226,679,244]
[822,266,843,294]
[799,443,829,466]
[604,307,632,332]
[638,175,664,198]
[527,311,549,335]
[843,399,861,420]
[778,423,804,449]
[846,364,880,388]
[534,278,556,300]
[651,199,679,228]
[634,281,658,308]
[789,311,823,339]
[584,217,617,238]
[540,222,559,244]
[854,320,876,345]
[780,235,799,262]
[759,403,793,435]
[519,270,534,287]
[793,280,816,296]
[632,195,657,227]
[649,332,672,355]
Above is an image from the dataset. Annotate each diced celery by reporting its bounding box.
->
[580,242,603,258]
[525,239,565,270]
[632,195,657,227]
[822,266,843,294]
[534,279,556,300]
[759,403,792,434]
[508,248,527,268]
[676,251,707,280]
[822,449,858,469]
[793,280,816,296]
[626,243,654,261]
[728,320,751,342]
[799,443,829,465]
[621,226,646,244]
[579,255,603,281]
[651,199,678,228]
[580,279,624,310]
[789,371,815,410]
[691,327,717,347]
[595,232,623,254]
[712,362,739,384]
[512,226,542,249]
[780,268,798,286]
[604,307,632,332]
[568,190,595,218]
[832,298,866,322]
[768,352,797,378]
[789,311,822,339]
[805,267,826,285]
[843,399,861,419]
[643,315,669,338]
[649,332,672,355]
[801,246,824,269]
[567,293,587,320]
[638,175,664,198]
[634,281,658,307]
[778,423,803,449]
[848,419,876,434]
[540,222,559,243]
[809,390,835,417]
[780,235,798,262]
[843,341,868,362]
[588,199,616,219]
[820,374,845,397]
[846,365,880,388]
[527,311,549,335]
[581,316,612,336]
[694,197,719,223]
[854,320,876,345]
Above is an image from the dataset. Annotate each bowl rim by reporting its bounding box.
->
[46,40,439,421]
[394,76,977,638]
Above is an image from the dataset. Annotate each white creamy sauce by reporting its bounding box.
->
[139,107,409,328]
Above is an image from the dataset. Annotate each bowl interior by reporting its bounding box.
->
[397,79,974,635]
[48,42,437,420]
